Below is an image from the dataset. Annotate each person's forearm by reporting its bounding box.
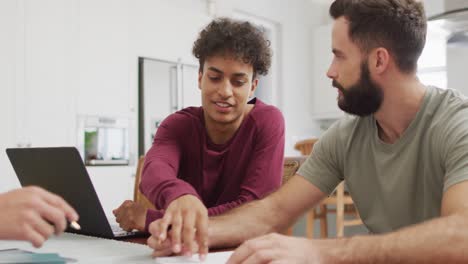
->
[207,194,293,249]
[207,177,326,249]
[330,212,468,263]
[208,199,275,249]
[141,166,199,210]
[207,194,256,217]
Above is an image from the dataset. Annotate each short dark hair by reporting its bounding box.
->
[192,17,272,79]
[330,0,427,73]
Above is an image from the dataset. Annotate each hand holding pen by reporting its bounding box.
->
[0,186,79,248]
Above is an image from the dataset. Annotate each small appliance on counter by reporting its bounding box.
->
[77,116,130,166]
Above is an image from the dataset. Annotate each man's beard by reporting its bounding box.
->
[333,62,383,117]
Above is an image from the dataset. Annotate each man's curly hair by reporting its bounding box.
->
[192,18,272,79]
[330,0,427,74]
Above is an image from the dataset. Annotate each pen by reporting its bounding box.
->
[69,221,81,230]
[47,220,81,231]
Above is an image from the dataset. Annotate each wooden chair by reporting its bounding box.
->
[134,156,155,210]
[282,157,306,185]
[281,156,307,235]
[293,138,319,157]
[294,138,362,238]
[319,183,362,237]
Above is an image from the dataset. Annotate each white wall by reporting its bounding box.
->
[0,0,328,212]
[423,0,445,17]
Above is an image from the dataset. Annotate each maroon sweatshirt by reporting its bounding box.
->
[140,99,285,229]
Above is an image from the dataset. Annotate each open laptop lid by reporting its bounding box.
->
[6,147,117,239]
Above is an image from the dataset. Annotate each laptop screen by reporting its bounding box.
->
[6,147,116,238]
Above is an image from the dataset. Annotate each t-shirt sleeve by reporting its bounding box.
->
[207,106,286,216]
[442,109,468,192]
[140,113,200,211]
[297,121,343,195]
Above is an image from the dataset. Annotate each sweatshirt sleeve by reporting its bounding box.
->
[207,107,285,216]
[144,209,165,232]
[140,113,201,212]
[143,106,285,227]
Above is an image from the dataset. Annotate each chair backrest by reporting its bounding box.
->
[282,156,307,185]
[281,156,308,236]
[294,138,319,156]
[134,156,156,210]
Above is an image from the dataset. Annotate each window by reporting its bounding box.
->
[417,22,449,89]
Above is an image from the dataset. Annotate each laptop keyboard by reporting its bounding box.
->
[111,224,122,232]
[111,224,136,237]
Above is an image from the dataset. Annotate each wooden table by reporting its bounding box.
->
[122,235,150,245]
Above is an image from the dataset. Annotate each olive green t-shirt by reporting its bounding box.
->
[298,86,468,233]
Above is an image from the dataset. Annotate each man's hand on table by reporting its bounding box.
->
[147,195,208,260]
[226,233,332,264]
[113,200,147,232]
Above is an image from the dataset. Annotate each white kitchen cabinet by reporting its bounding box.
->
[17,0,134,146]
[311,24,343,119]
[76,0,132,118]
[18,0,77,148]
[3,0,131,149]
[0,0,21,192]
[0,0,75,191]
[75,0,138,167]
[0,0,78,151]
[0,0,135,209]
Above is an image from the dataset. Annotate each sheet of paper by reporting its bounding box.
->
[155,251,233,264]
[0,233,153,263]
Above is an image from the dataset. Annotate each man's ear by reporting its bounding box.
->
[198,71,203,90]
[371,48,390,74]
[249,78,258,97]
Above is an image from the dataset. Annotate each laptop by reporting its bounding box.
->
[6,147,145,239]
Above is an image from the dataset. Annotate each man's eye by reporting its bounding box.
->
[233,80,246,86]
[209,76,221,81]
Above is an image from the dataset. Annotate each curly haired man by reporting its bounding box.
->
[113,18,285,260]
